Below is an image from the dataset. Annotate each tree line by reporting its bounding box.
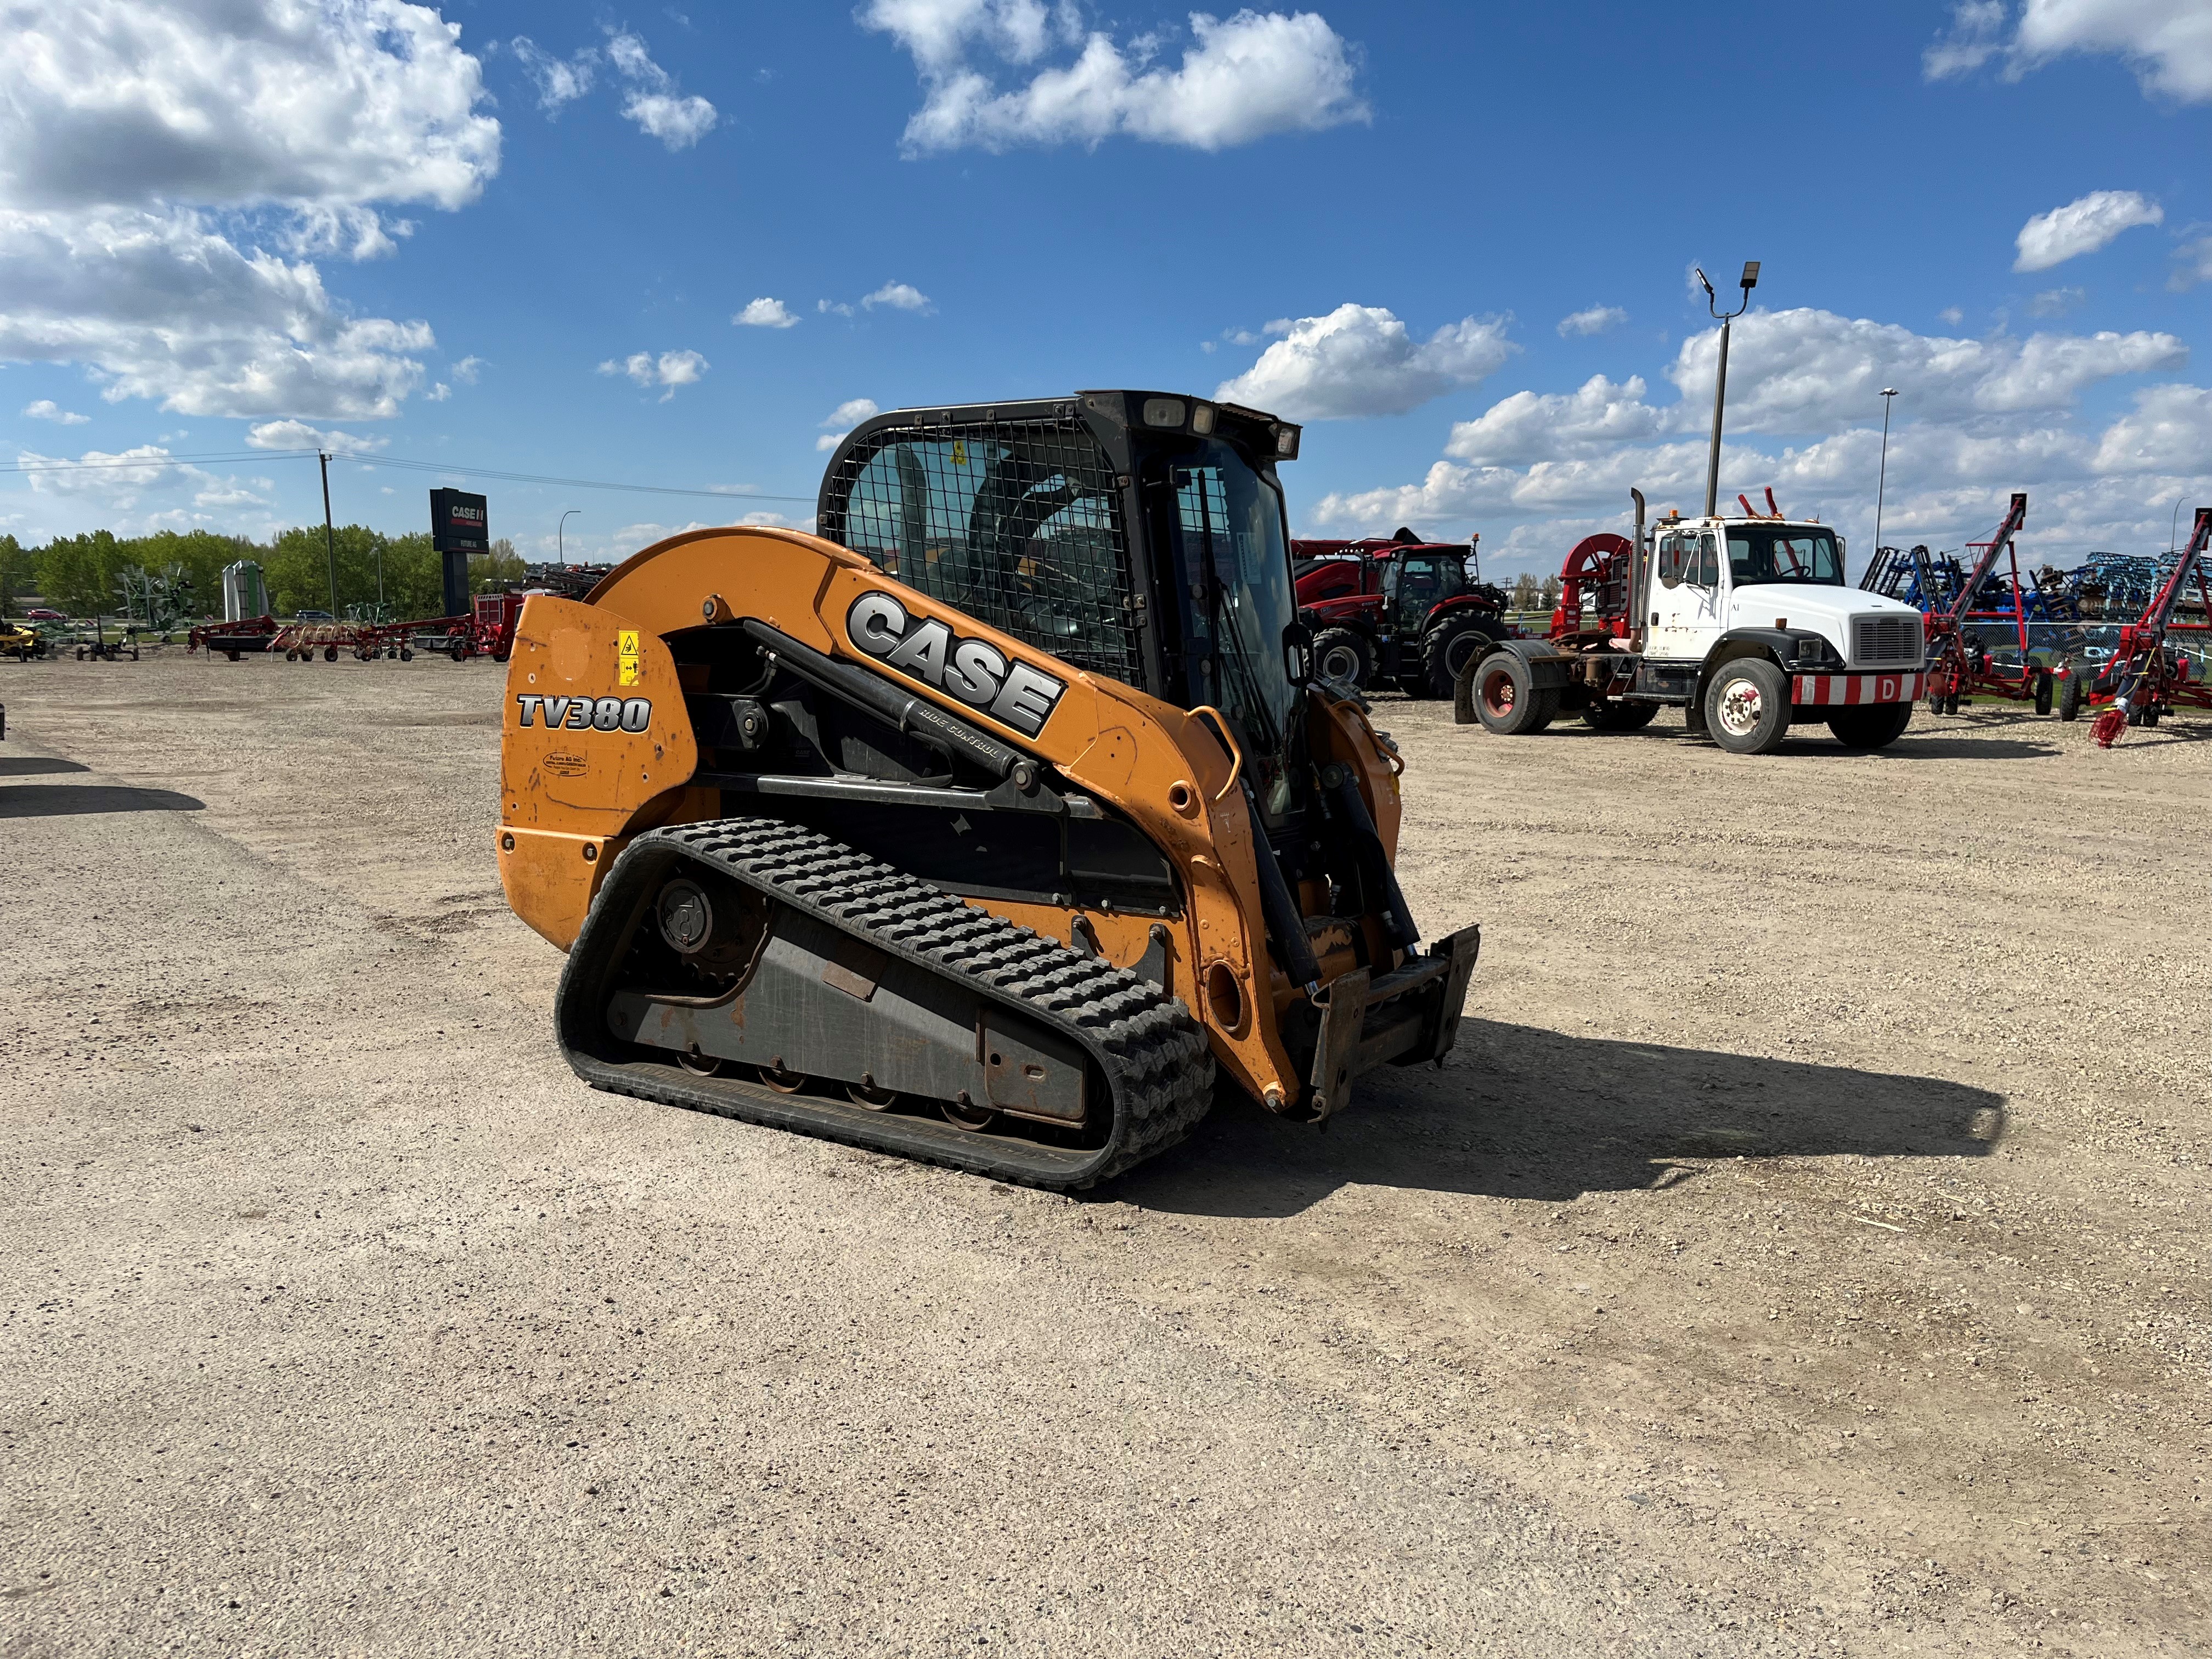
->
[0,526,523,621]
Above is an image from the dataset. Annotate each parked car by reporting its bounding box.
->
[24,607,65,620]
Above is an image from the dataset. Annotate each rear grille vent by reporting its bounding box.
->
[1852,614,1922,664]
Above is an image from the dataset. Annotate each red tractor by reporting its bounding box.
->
[1293,527,1511,697]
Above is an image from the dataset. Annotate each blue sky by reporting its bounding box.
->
[3,0,2208,574]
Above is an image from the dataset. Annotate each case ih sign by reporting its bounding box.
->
[430,488,489,555]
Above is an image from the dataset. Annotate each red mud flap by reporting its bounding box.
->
[1307,923,1481,1124]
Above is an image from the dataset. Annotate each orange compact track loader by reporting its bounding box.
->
[498,392,1480,1187]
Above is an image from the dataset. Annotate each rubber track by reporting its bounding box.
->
[560,818,1216,1189]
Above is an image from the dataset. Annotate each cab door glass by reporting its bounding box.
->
[1394,556,1443,628]
[1689,534,1719,587]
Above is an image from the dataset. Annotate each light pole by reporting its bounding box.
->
[1872,388,1899,561]
[1696,259,1759,518]
[558,509,581,563]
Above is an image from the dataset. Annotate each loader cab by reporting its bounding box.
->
[818,391,1310,826]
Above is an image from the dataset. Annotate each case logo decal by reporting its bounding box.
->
[516,695,652,732]
[845,591,1065,738]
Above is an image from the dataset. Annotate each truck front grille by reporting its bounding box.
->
[1852,614,1922,665]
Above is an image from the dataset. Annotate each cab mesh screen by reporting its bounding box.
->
[820,414,1139,684]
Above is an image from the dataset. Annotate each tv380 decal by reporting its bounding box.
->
[844,591,1065,738]
[515,694,652,732]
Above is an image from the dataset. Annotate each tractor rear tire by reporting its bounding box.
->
[1469,652,1557,735]
[1705,658,1792,755]
[1827,702,1914,751]
[450,645,467,663]
[1423,616,1500,699]
[2058,671,2085,721]
[1582,698,1658,732]
[1311,628,1371,689]
[2033,669,2054,716]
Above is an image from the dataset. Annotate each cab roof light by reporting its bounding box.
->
[1141,397,1186,428]
[1190,402,1215,436]
[1274,424,1300,459]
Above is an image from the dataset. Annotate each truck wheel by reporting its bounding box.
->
[1423,616,1499,699]
[1469,653,1556,735]
[1582,698,1657,732]
[1826,702,1914,750]
[1311,628,1372,689]
[2033,669,2054,716]
[2058,670,2084,722]
[1705,658,1791,754]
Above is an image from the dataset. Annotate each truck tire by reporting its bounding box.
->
[1826,702,1913,751]
[1705,658,1791,754]
[1469,652,1557,735]
[1311,627,1372,690]
[1423,615,1500,699]
[1582,698,1657,732]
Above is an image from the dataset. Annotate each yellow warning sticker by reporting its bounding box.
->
[951,439,968,467]
[617,629,640,656]
[619,657,640,687]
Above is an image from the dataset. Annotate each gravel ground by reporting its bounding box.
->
[1,647,2206,1658]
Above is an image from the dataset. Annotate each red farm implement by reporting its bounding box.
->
[2060,506,2212,747]
[1923,493,2037,715]
[189,613,278,660]
[210,592,528,665]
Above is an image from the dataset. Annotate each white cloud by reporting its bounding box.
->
[1212,303,1516,420]
[816,397,880,449]
[0,1,495,421]
[449,354,483,383]
[2091,383,2212,473]
[1442,376,1666,466]
[0,206,436,418]
[600,348,709,400]
[861,281,932,312]
[0,0,500,215]
[424,381,450,400]
[2027,285,2086,317]
[817,298,855,317]
[735,297,799,328]
[1939,306,1965,326]
[22,399,89,425]
[16,442,264,511]
[1556,306,1628,338]
[1305,305,2210,571]
[1923,1,2009,78]
[1924,0,2212,101]
[1662,307,2184,428]
[2014,190,2163,271]
[864,3,1369,153]
[2166,233,2212,291]
[510,37,597,113]
[244,419,386,453]
[606,31,718,150]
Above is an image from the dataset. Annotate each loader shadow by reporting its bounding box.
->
[0,756,89,777]
[0,783,205,819]
[1112,1018,2005,1220]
